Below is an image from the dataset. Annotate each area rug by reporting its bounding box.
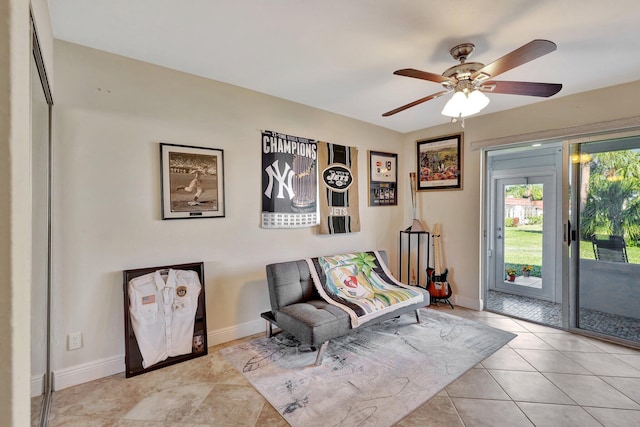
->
[220,309,516,427]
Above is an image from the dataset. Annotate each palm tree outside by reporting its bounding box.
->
[578,149,640,263]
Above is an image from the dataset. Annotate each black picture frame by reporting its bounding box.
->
[123,262,208,378]
[416,133,463,191]
[160,143,225,219]
[368,150,398,206]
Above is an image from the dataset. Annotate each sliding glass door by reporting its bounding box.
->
[484,137,639,346]
[570,137,640,345]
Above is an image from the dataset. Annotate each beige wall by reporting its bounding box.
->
[52,41,404,386]
[404,81,640,309]
[1,0,36,425]
[50,38,640,390]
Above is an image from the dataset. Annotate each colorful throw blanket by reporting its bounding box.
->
[306,251,424,327]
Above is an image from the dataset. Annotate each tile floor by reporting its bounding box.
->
[37,306,640,426]
[486,290,640,343]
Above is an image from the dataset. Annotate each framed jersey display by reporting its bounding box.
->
[123,262,208,377]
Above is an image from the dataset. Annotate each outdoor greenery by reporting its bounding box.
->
[579,239,640,263]
[504,225,640,273]
[501,149,640,277]
[527,215,543,225]
[503,224,543,277]
[505,183,543,200]
[580,150,640,244]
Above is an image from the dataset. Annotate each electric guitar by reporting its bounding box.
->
[426,224,453,301]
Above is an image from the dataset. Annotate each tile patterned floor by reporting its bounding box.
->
[486,290,640,343]
[36,306,640,426]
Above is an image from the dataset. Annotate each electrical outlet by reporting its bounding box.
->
[68,332,82,350]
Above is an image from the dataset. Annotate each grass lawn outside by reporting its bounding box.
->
[504,224,640,272]
[504,225,543,266]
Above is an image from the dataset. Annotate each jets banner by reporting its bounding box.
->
[261,130,318,228]
[318,141,360,234]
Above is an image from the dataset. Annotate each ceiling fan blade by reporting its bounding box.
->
[394,68,456,85]
[480,81,562,97]
[471,39,557,81]
[382,90,450,117]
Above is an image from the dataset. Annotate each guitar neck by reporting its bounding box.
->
[433,225,442,276]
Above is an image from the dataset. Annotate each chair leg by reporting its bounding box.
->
[265,320,273,338]
[415,309,421,323]
[314,341,329,366]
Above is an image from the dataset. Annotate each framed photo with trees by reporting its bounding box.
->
[160,143,225,219]
[416,133,463,191]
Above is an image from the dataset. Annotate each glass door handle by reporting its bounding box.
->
[566,220,575,246]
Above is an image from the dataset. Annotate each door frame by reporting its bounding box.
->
[492,174,556,301]
[482,144,565,311]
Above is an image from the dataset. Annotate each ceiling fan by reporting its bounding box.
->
[382,39,562,119]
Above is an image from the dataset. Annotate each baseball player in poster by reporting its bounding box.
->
[176,169,206,205]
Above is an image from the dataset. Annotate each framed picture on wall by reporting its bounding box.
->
[160,143,225,219]
[416,133,463,191]
[368,151,398,206]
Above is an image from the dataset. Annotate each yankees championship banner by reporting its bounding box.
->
[261,130,318,228]
[318,141,360,234]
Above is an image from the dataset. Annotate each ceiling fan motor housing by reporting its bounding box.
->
[443,42,484,85]
[442,62,484,82]
[449,42,475,62]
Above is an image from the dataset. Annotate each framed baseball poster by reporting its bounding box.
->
[416,133,463,191]
[160,143,225,219]
[368,151,398,206]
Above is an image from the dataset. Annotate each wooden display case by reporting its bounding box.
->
[123,262,207,377]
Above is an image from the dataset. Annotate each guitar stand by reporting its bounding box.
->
[430,296,454,309]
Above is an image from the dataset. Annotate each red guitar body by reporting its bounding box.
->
[426,267,451,299]
[426,225,454,308]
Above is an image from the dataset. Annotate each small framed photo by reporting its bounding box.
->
[416,133,463,191]
[160,143,225,219]
[368,151,398,206]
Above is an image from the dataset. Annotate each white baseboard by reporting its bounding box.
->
[52,319,265,390]
[53,355,125,391]
[31,373,44,398]
[207,318,264,346]
[453,294,483,311]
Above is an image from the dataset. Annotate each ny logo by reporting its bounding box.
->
[264,160,294,200]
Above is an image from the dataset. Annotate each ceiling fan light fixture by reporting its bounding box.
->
[441,91,466,117]
[467,88,490,113]
[441,88,489,118]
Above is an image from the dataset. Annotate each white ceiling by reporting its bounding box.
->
[48,0,640,133]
